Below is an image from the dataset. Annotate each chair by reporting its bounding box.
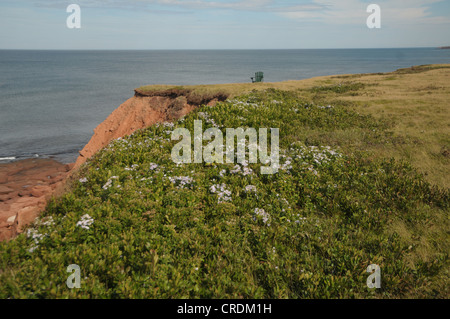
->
[251,72,264,83]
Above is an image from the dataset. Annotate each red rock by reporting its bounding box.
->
[0,202,11,213]
[49,174,65,184]
[0,191,18,202]
[0,158,71,241]
[0,185,14,195]
[15,206,41,233]
[0,226,16,242]
[73,91,225,169]
[0,222,9,228]
[18,189,32,197]
[0,194,12,202]
[30,185,52,198]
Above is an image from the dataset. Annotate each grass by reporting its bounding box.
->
[139,64,450,189]
[135,85,230,106]
[0,65,449,298]
[310,82,367,94]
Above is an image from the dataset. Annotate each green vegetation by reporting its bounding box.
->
[0,88,448,298]
[135,85,230,106]
[393,64,450,74]
[310,82,366,94]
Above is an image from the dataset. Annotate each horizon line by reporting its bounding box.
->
[0,46,447,51]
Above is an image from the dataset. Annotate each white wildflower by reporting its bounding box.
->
[210,183,232,203]
[39,216,54,227]
[76,214,94,230]
[28,245,39,253]
[168,176,194,189]
[254,208,270,225]
[244,185,257,193]
[102,176,119,190]
[27,228,45,245]
[230,165,241,174]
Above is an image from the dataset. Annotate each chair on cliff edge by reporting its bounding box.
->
[251,72,264,83]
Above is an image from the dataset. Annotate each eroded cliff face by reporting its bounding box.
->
[74,89,228,169]
[0,88,228,241]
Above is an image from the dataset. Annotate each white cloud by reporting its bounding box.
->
[279,0,450,25]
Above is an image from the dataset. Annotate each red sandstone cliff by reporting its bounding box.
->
[0,88,228,241]
[74,88,227,169]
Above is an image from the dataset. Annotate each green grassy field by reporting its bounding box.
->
[0,66,448,298]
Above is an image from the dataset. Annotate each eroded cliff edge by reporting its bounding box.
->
[0,87,228,241]
[74,87,228,169]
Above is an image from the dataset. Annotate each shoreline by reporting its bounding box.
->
[0,151,79,166]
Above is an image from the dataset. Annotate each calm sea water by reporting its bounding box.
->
[1,48,449,163]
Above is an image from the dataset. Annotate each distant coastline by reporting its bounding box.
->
[439,46,450,49]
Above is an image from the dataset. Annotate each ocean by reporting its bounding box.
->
[1,48,449,164]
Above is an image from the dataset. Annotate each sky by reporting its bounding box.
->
[0,0,449,49]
